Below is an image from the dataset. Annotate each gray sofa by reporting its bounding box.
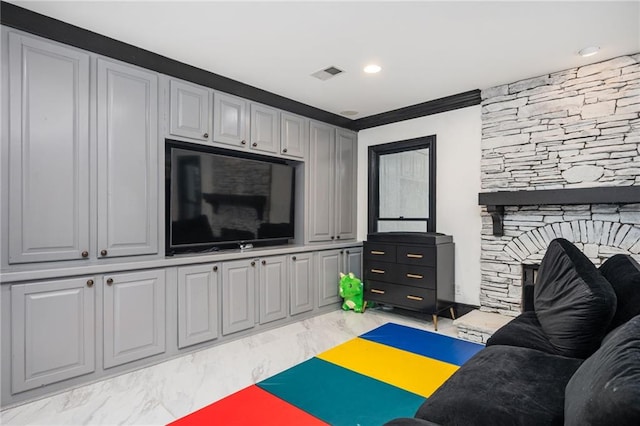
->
[386,238,640,426]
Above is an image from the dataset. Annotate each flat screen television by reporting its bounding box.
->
[165,140,296,255]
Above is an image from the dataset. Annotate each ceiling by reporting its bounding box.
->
[8,1,640,120]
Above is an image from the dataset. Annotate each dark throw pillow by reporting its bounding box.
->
[534,238,617,358]
[599,254,640,331]
[486,311,558,354]
[565,315,640,426]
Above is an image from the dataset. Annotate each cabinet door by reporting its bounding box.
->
[343,247,363,279]
[169,79,210,141]
[289,252,313,315]
[103,269,166,368]
[317,249,341,307]
[307,121,336,242]
[259,256,287,324]
[280,112,306,159]
[8,33,90,263]
[222,259,256,335]
[11,277,95,392]
[213,92,247,147]
[97,58,158,258]
[177,264,219,349]
[335,129,357,240]
[250,103,279,154]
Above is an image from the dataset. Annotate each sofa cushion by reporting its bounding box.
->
[414,345,583,426]
[565,315,640,426]
[534,238,617,358]
[486,311,559,354]
[599,254,640,331]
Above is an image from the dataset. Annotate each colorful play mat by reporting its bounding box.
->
[170,322,484,425]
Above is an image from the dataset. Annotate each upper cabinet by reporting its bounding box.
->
[281,112,307,159]
[4,31,160,265]
[334,129,357,240]
[250,103,280,155]
[96,58,159,258]
[169,79,210,141]
[7,33,91,263]
[213,92,248,147]
[307,123,357,243]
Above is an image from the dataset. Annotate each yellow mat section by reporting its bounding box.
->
[317,337,458,398]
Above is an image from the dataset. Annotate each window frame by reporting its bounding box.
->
[368,135,437,234]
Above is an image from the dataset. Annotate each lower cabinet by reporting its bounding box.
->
[103,269,166,368]
[289,252,314,315]
[3,246,363,405]
[10,277,96,393]
[317,247,363,307]
[259,256,287,325]
[221,259,256,335]
[177,264,219,349]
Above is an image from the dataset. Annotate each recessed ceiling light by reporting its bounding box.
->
[364,64,381,74]
[579,46,600,57]
[340,110,359,116]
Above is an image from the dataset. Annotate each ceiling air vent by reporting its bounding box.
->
[311,66,344,81]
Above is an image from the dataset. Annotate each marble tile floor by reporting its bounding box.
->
[1,308,456,426]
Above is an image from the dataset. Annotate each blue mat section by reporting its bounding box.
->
[360,323,484,366]
[258,357,425,426]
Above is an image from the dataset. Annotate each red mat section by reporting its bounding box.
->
[169,384,328,426]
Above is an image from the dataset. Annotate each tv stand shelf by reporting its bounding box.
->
[363,233,455,330]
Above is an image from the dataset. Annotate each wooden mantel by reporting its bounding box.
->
[478,186,640,236]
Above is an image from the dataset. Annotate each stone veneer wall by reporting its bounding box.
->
[480,54,640,315]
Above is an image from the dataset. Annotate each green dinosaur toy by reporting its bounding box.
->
[339,272,366,313]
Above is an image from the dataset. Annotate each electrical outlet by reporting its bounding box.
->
[455,285,462,295]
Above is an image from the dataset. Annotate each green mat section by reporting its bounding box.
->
[257,357,425,426]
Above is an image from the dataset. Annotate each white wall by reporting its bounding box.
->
[357,105,482,305]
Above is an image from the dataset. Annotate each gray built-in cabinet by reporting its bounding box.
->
[169,84,306,160]
[97,58,159,258]
[7,32,91,263]
[1,27,359,408]
[177,264,219,349]
[7,33,158,263]
[213,92,248,147]
[289,252,314,315]
[11,277,95,393]
[103,269,166,368]
[317,247,363,307]
[250,103,280,155]
[307,122,357,243]
[169,79,210,141]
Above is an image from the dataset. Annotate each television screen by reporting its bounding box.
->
[166,140,295,254]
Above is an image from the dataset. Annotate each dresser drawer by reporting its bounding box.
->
[395,264,436,289]
[397,245,436,267]
[365,281,436,312]
[364,242,397,263]
[363,261,396,283]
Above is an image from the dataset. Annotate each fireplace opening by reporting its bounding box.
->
[522,263,539,312]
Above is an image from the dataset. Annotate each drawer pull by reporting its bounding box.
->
[371,269,385,274]
[371,289,385,294]
[406,273,423,279]
[407,295,423,301]
[370,250,385,255]
[406,253,423,259]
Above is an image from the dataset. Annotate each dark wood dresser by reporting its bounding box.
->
[363,232,455,330]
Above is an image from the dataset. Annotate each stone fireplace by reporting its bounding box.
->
[478,53,640,317]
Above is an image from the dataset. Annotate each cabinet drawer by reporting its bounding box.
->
[365,281,436,312]
[397,245,435,267]
[364,243,396,263]
[363,261,396,283]
[395,264,436,289]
